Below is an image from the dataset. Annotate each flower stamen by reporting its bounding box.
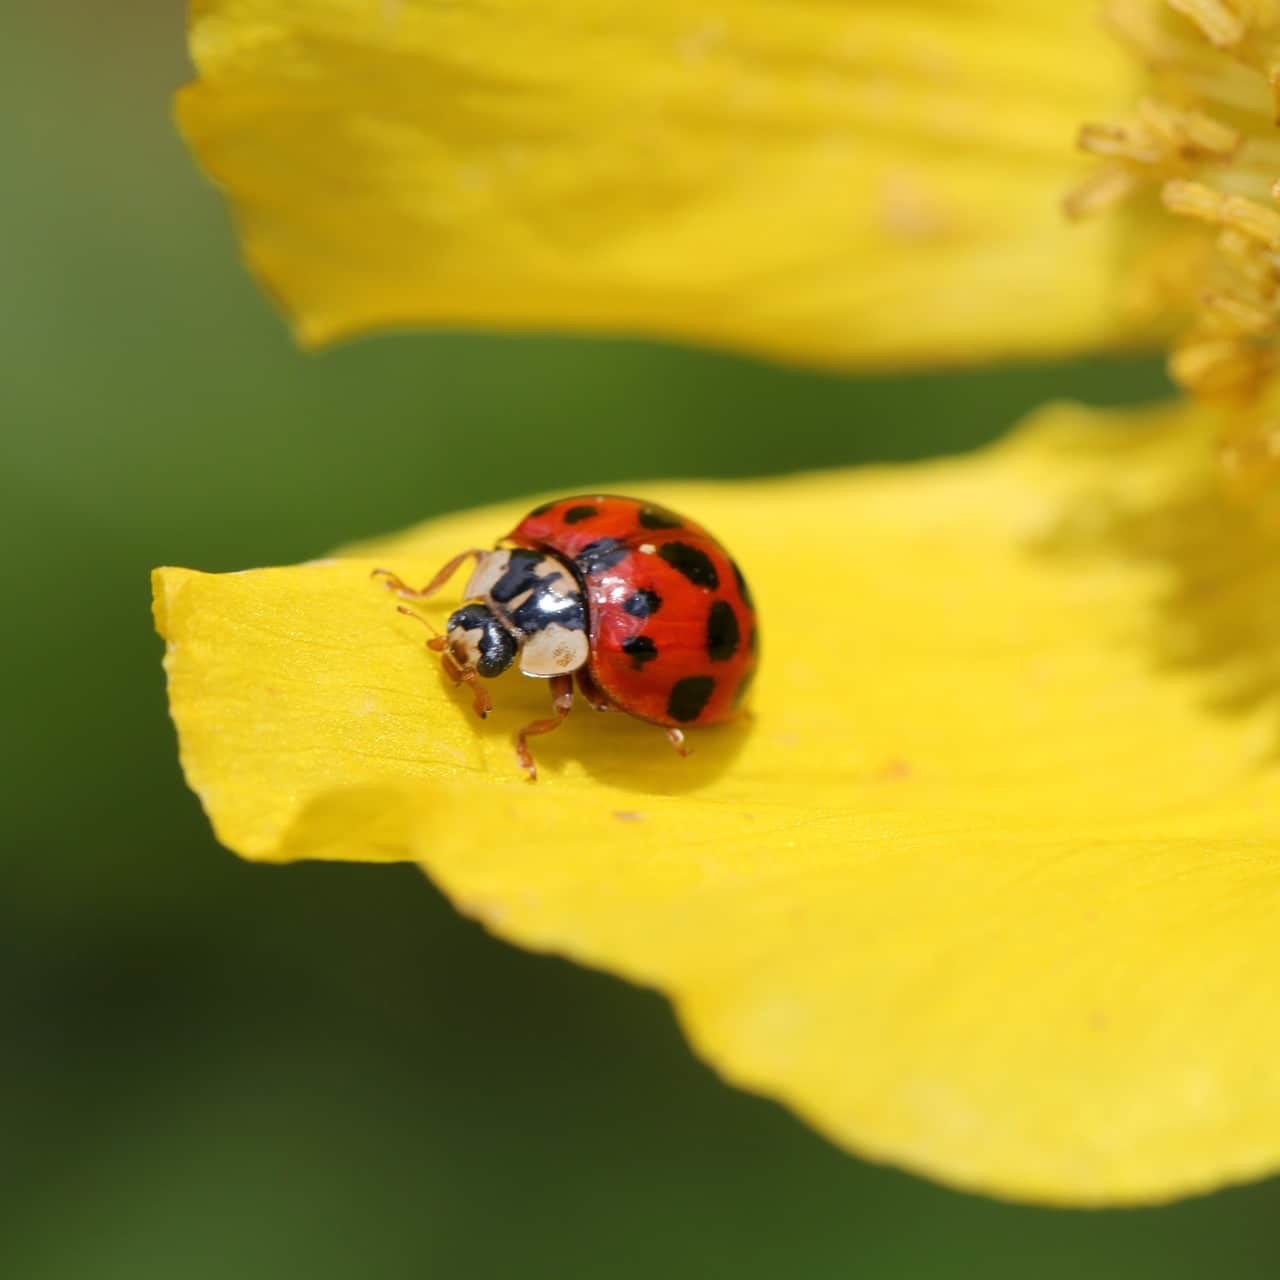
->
[1071,0,1280,499]
[1168,0,1247,49]
[1163,177,1280,241]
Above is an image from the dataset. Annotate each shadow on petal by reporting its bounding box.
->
[1034,470,1280,761]
[375,630,756,793]
[532,709,756,795]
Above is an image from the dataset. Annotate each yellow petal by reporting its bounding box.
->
[178,0,1150,367]
[153,401,1280,1205]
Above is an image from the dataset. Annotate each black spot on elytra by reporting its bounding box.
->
[564,504,599,524]
[667,675,715,723]
[623,588,662,618]
[576,539,629,576]
[527,501,556,517]
[705,601,739,661]
[621,635,658,669]
[658,542,718,589]
[638,505,682,530]
[732,559,754,610]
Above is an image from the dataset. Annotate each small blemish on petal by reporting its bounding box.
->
[879,172,949,242]
[679,18,725,63]
[879,759,913,781]
[613,810,646,823]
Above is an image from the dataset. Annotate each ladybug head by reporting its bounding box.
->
[445,602,518,678]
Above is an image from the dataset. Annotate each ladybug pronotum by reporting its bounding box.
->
[374,495,758,780]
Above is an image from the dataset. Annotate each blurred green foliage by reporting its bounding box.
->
[4,7,1277,1278]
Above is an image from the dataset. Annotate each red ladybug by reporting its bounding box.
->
[374,495,758,779]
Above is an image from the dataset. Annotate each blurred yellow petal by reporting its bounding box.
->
[177,0,1152,367]
[154,401,1280,1204]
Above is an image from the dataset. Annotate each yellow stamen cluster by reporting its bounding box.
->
[1070,0,1280,499]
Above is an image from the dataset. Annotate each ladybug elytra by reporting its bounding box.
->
[374,495,758,780]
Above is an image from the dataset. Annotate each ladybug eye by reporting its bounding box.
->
[446,604,517,678]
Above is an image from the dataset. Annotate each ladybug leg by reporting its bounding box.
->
[666,727,691,757]
[514,674,574,782]
[371,549,485,601]
[396,605,492,719]
[575,666,612,712]
[441,650,494,720]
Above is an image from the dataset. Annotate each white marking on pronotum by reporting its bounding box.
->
[520,623,589,677]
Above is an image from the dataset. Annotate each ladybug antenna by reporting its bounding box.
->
[396,603,447,651]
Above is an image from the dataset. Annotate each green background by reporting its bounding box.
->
[6,7,1277,1277]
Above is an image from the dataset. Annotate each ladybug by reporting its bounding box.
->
[374,495,758,780]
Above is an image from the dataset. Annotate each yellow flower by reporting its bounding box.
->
[165,0,1280,1204]
[177,0,1150,366]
